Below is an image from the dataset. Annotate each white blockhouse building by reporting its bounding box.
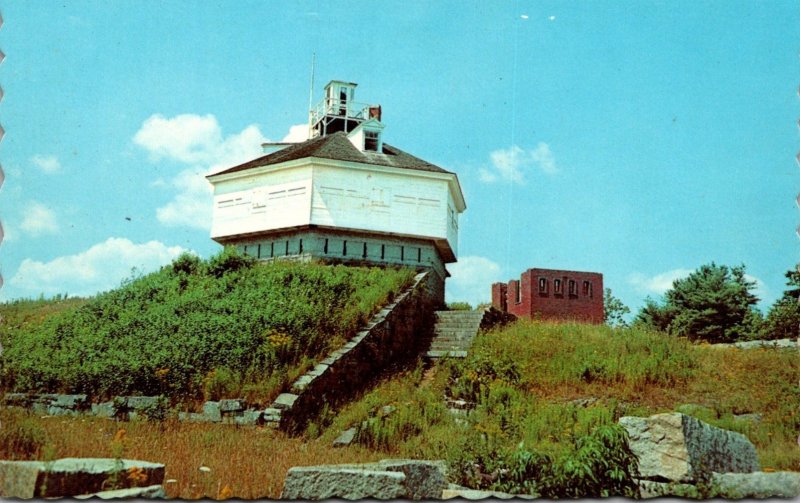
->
[206,80,466,302]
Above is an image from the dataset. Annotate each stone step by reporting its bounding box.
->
[431,338,474,344]
[435,313,484,319]
[433,335,477,341]
[430,346,473,352]
[426,350,468,358]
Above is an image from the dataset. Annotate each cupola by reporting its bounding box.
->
[309,80,382,139]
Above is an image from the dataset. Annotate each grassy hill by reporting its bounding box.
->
[321,320,799,493]
[0,249,414,403]
[1,264,797,498]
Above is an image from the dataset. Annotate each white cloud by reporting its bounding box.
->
[628,268,694,295]
[446,255,503,307]
[530,142,557,174]
[480,143,558,184]
[133,114,224,164]
[628,268,769,301]
[281,124,309,143]
[155,168,213,229]
[745,274,768,302]
[19,201,59,237]
[133,114,270,229]
[9,237,188,297]
[31,154,62,174]
[478,168,497,183]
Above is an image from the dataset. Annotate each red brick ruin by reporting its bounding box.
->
[492,268,604,324]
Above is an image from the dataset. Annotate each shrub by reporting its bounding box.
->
[449,425,640,498]
[204,246,255,278]
[202,368,241,401]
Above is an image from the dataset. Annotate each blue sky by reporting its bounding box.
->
[1,1,798,317]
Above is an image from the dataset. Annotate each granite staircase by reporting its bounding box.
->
[426,309,486,359]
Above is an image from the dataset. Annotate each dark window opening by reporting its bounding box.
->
[343,240,348,256]
[324,238,329,254]
[285,241,289,255]
[362,242,367,259]
[569,279,578,296]
[364,130,380,151]
[515,282,522,304]
[417,248,421,262]
[270,242,274,258]
[257,244,261,259]
[401,246,405,261]
[381,244,385,260]
[554,279,563,295]
[538,277,548,294]
[583,281,592,298]
[299,239,303,254]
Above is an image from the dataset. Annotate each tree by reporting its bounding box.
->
[634,263,759,343]
[603,288,630,327]
[763,265,800,340]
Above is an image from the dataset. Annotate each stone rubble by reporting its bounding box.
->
[281,459,447,500]
[0,458,165,499]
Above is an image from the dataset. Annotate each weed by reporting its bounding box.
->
[0,409,48,459]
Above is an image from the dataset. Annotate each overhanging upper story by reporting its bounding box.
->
[206,132,466,262]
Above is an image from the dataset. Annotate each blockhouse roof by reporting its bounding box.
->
[209,131,453,177]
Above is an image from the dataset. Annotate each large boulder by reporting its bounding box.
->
[280,459,447,500]
[619,413,759,482]
[376,459,448,500]
[281,465,407,500]
[0,458,165,498]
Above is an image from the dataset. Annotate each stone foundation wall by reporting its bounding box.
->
[267,271,439,432]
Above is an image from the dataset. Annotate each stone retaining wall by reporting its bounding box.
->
[1,393,264,426]
[267,271,438,432]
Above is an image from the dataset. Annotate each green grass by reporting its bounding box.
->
[325,319,799,486]
[0,248,415,403]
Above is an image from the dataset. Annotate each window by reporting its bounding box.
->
[538,277,548,294]
[324,238,329,254]
[583,281,593,298]
[554,279,563,295]
[364,130,380,151]
[515,282,522,304]
[362,242,367,259]
[569,279,578,296]
[343,240,348,256]
[257,244,261,259]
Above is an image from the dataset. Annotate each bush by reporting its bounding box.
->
[450,425,639,498]
[202,368,241,401]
